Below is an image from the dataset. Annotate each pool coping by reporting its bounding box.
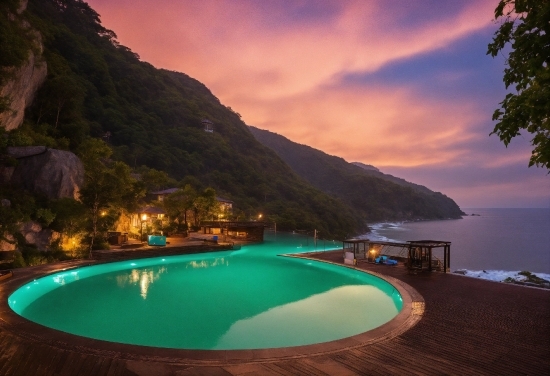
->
[0,253,424,366]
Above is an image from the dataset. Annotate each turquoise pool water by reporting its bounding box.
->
[8,232,402,350]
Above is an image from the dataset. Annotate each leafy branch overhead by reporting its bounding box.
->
[488,0,550,169]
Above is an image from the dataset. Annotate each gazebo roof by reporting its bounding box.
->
[407,240,451,248]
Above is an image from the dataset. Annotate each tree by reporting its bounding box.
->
[138,166,177,191]
[48,197,87,254]
[77,138,144,254]
[162,184,196,232]
[34,75,86,128]
[191,188,218,227]
[488,0,550,169]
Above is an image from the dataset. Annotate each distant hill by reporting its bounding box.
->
[250,126,464,221]
[352,162,380,172]
[351,162,434,196]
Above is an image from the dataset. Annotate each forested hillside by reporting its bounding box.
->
[2,0,465,244]
[249,126,464,221]
[1,0,362,239]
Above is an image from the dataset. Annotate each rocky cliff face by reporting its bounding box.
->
[5,146,84,200]
[0,51,47,130]
[0,0,47,130]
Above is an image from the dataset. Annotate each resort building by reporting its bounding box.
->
[201,221,266,242]
[202,119,214,133]
[119,189,236,240]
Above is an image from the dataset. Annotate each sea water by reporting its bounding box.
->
[364,208,550,279]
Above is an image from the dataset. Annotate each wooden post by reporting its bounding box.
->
[444,245,447,274]
[314,229,317,249]
[447,245,451,272]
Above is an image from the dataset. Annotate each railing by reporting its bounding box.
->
[201,221,267,228]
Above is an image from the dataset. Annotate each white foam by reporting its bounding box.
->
[457,270,550,283]
[362,222,405,242]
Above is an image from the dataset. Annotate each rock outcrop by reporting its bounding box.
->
[0,52,47,131]
[19,221,60,251]
[0,234,16,252]
[0,0,47,130]
[6,145,46,158]
[17,0,28,15]
[7,147,84,200]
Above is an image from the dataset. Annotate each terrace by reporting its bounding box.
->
[0,248,548,375]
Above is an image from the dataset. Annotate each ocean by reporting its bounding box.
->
[363,208,550,276]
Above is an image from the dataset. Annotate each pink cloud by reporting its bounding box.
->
[88,0,496,102]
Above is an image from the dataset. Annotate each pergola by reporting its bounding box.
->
[342,238,451,273]
[406,240,451,273]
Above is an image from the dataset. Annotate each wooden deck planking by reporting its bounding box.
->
[0,251,548,375]
[268,360,329,376]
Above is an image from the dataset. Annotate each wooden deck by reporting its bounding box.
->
[0,250,548,375]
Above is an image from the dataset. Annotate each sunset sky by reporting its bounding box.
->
[87,0,549,208]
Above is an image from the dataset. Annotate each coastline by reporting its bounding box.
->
[359,208,550,281]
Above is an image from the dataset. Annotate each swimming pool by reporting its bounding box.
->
[8,233,403,350]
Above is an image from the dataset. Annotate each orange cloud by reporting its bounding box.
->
[87,0,496,168]
[88,0,496,100]
[240,83,483,166]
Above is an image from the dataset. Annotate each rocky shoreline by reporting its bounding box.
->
[453,269,550,289]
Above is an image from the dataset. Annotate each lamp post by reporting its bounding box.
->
[141,213,148,242]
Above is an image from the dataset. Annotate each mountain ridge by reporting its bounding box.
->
[249,126,464,222]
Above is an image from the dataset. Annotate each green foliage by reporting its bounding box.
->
[18,243,71,267]
[0,187,35,243]
[11,251,26,268]
[33,74,86,129]
[35,207,55,227]
[48,197,86,236]
[137,166,177,191]
[77,138,145,252]
[0,0,32,72]
[488,0,550,169]
[162,185,196,232]
[191,187,219,226]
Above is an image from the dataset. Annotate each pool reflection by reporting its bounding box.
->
[116,266,167,299]
[114,256,229,299]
